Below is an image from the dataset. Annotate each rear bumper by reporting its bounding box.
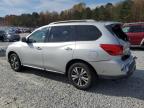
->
[90,56,136,79]
[99,59,136,79]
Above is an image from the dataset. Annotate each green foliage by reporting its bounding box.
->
[3,0,143,27]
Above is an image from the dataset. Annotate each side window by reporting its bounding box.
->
[75,25,101,41]
[129,26,142,33]
[49,26,75,42]
[28,28,49,43]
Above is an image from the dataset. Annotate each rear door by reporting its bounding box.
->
[21,28,48,68]
[42,26,76,73]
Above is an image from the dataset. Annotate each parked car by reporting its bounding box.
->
[15,28,22,34]
[5,30,20,42]
[123,22,144,47]
[0,30,6,41]
[6,20,136,90]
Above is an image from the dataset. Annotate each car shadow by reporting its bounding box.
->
[90,69,144,100]
[21,67,144,100]
[22,67,69,84]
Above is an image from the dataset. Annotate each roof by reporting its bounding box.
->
[49,19,95,25]
[49,19,121,26]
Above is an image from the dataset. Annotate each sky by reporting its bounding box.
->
[0,0,123,17]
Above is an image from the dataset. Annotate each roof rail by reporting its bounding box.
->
[49,19,95,25]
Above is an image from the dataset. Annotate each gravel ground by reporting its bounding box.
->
[0,47,144,108]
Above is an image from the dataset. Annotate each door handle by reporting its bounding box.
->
[36,47,42,50]
[65,47,73,51]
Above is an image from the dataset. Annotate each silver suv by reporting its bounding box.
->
[6,20,136,90]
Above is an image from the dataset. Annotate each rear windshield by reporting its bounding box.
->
[106,24,128,41]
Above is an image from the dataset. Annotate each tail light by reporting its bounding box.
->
[100,44,123,56]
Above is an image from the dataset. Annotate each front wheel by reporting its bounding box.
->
[68,63,95,90]
[9,53,22,72]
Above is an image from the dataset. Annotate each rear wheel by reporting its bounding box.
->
[68,63,96,90]
[9,53,22,72]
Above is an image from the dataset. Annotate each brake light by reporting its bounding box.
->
[100,44,123,56]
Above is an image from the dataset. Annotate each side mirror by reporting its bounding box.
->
[21,37,27,43]
[22,37,36,43]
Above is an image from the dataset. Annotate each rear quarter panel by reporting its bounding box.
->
[73,24,121,62]
[73,23,133,76]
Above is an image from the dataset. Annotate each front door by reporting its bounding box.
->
[21,28,48,68]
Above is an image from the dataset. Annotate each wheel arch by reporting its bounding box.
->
[8,51,21,63]
[65,59,98,77]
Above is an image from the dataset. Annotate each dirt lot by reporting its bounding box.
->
[0,38,144,108]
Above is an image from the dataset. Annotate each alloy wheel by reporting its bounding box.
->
[10,54,20,70]
[71,67,89,87]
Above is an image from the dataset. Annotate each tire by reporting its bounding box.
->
[68,62,96,90]
[9,53,22,72]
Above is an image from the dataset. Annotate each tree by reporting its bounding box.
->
[82,7,92,19]
[3,0,144,27]
[131,0,144,22]
[104,3,114,20]
[71,3,86,19]
[92,7,100,20]
[116,0,134,22]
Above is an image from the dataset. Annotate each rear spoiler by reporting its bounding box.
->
[104,22,122,26]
